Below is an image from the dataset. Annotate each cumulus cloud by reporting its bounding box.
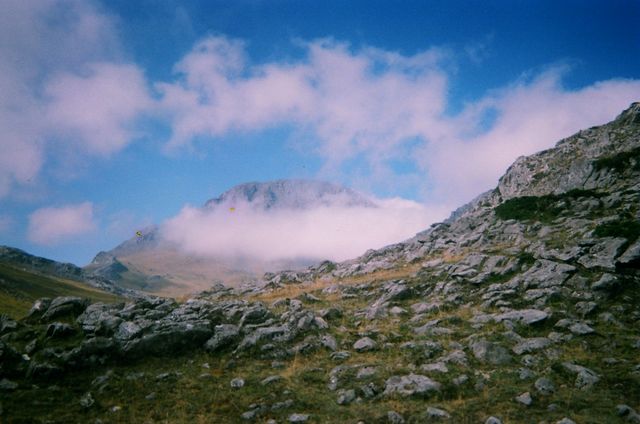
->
[28,202,96,245]
[422,70,640,204]
[0,0,151,198]
[45,62,152,155]
[158,36,640,207]
[161,198,449,262]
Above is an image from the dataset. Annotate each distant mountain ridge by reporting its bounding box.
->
[86,179,379,295]
[204,179,376,210]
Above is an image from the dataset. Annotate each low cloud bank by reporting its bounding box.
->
[161,198,448,262]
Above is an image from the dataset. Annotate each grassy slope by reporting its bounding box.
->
[0,263,122,319]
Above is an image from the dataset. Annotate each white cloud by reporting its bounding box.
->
[0,0,150,198]
[161,198,449,262]
[421,70,640,204]
[28,202,96,245]
[45,62,152,155]
[159,36,640,208]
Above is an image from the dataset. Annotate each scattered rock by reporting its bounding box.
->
[425,406,450,419]
[562,362,600,390]
[471,340,512,365]
[515,391,533,406]
[534,377,555,395]
[80,392,95,408]
[383,374,441,398]
[387,410,405,424]
[230,377,245,388]
[336,388,356,405]
[512,337,551,355]
[485,417,502,424]
[353,337,376,352]
[0,379,18,391]
[288,413,310,423]
[495,309,549,326]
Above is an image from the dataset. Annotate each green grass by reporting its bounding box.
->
[494,189,605,223]
[0,263,122,319]
[592,146,640,173]
[594,219,640,242]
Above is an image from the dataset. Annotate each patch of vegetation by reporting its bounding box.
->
[594,219,640,242]
[0,263,121,319]
[494,189,605,222]
[592,146,640,173]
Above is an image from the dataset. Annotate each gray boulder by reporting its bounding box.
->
[205,324,241,352]
[387,410,405,423]
[425,406,450,419]
[353,337,377,352]
[562,362,600,390]
[512,337,551,355]
[383,374,441,398]
[471,340,512,365]
[41,297,89,322]
[515,391,533,406]
[534,377,555,395]
[46,322,75,338]
[495,309,549,326]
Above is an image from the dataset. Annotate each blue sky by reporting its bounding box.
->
[1,0,639,265]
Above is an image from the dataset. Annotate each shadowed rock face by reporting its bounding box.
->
[1,104,639,423]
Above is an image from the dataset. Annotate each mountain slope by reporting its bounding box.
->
[0,262,122,319]
[2,104,639,423]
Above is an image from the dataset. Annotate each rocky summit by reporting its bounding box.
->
[1,104,640,423]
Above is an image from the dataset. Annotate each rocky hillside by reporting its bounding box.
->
[85,180,378,296]
[1,104,639,423]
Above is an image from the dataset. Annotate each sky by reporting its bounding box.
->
[0,0,639,266]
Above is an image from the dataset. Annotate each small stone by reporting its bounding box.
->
[353,337,376,352]
[515,391,532,406]
[471,340,512,365]
[288,413,310,423]
[330,351,351,361]
[421,362,449,373]
[387,410,405,423]
[80,392,95,408]
[485,417,502,424]
[569,322,595,335]
[556,419,576,424]
[356,366,377,379]
[231,378,245,388]
[336,389,356,405]
[512,337,551,355]
[452,374,469,386]
[0,379,18,391]
[534,377,555,395]
[383,374,441,397]
[145,392,156,400]
[261,375,282,386]
[425,406,450,419]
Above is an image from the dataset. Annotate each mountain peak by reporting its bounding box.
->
[203,179,376,210]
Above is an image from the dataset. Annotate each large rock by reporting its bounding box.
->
[76,303,123,336]
[562,362,600,390]
[578,237,627,269]
[121,320,212,358]
[41,297,90,322]
[495,309,549,326]
[204,324,241,352]
[512,338,551,355]
[383,374,441,398]
[470,340,512,365]
[353,337,377,352]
